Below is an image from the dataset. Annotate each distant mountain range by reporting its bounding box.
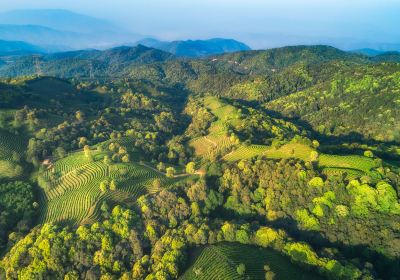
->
[0,40,44,56]
[136,38,251,57]
[0,9,118,34]
[2,44,400,79]
[0,9,141,51]
[0,9,251,57]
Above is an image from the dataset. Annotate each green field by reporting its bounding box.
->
[180,243,323,280]
[38,142,185,226]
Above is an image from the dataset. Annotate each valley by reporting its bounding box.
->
[0,44,399,280]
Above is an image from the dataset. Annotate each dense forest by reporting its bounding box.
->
[0,45,399,280]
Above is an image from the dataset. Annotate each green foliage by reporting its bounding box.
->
[0,44,399,280]
[0,181,35,249]
[296,209,320,230]
[308,177,324,188]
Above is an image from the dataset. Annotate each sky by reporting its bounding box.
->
[0,0,399,49]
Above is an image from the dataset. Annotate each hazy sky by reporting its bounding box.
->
[0,0,399,49]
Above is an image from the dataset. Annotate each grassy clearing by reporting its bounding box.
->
[180,243,322,280]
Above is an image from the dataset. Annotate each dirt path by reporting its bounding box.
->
[204,136,217,147]
[138,162,165,176]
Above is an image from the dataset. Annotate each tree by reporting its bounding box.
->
[166,167,176,178]
[236,263,246,275]
[103,155,111,165]
[121,154,130,163]
[84,145,92,161]
[78,137,87,148]
[264,264,276,280]
[309,151,319,162]
[157,162,166,172]
[153,178,162,189]
[312,140,320,149]
[100,181,108,193]
[364,150,374,158]
[186,162,196,174]
[75,111,84,122]
[14,165,23,177]
[12,151,21,163]
[55,147,66,159]
[110,180,117,191]
[308,177,324,188]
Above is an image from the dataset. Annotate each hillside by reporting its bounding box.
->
[0,45,174,77]
[0,45,362,78]
[265,63,400,142]
[0,45,400,280]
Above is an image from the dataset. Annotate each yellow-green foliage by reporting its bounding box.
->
[295,209,320,230]
[228,79,266,101]
[254,227,280,247]
[308,177,324,188]
[312,191,336,217]
[284,242,321,266]
[346,180,400,216]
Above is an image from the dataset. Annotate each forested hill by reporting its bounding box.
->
[0,45,174,78]
[137,38,251,57]
[0,45,373,79]
[0,43,400,279]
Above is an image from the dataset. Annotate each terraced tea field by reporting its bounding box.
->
[321,167,365,180]
[0,129,26,161]
[224,141,378,179]
[180,243,322,280]
[224,143,314,162]
[224,145,269,162]
[38,146,182,226]
[0,129,26,179]
[190,97,242,160]
[318,154,376,173]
